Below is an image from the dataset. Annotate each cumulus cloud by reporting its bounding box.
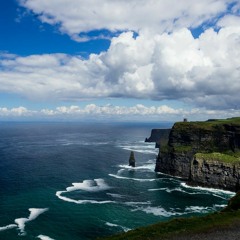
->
[1,104,240,121]
[1,25,240,109]
[0,107,33,117]
[19,0,234,40]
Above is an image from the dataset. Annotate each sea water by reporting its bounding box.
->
[0,122,235,240]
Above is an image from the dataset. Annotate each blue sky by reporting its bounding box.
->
[0,0,240,121]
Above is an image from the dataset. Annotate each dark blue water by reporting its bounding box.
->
[0,122,235,240]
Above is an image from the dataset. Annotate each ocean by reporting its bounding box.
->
[0,122,235,240]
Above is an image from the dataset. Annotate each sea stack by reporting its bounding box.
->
[129,151,135,167]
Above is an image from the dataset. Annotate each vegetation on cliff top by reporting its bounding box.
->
[195,152,240,165]
[174,117,240,131]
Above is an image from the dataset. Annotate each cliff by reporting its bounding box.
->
[145,129,171,148]
[155,117,240,192]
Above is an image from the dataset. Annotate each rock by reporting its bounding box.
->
[129,151,136,167]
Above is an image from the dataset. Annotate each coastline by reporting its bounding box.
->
[100,118,240,239]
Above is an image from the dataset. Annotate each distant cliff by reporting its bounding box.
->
[155,118,240,192]
[145,129,171,148]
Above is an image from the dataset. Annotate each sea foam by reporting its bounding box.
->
[118,163,155,171]
[105,222,131,232]
[181,183,235,196]
[56,179,114,204]
[0,224,17,232]
[109,174,156,182]
[37,234,55,240]
[0,208,48,235]
[15,208,48,236]
[133,206,181,217]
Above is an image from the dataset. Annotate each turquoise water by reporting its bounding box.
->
[0,122,235,240]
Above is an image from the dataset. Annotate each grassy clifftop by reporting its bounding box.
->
[174,117,240,131]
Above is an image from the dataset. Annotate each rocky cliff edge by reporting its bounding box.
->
[155,117,240,192]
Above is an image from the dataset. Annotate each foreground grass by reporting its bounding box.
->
[100,193,240,240]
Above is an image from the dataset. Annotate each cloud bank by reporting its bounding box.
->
[19,0,234,41]
[1,104,240,121]
[1,25,240,109]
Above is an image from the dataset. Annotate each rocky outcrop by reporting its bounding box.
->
[155,118,240,191]
[189,156,240,192]
[129,151,136,167]
[145,129,171,148]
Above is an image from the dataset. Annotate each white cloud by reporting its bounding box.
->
[0,107,32,116]
[217,15,240,27]
[1,104,240,121]
[1,25,240,109]
[19,0,234,40]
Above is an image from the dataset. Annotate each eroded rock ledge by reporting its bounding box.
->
[155,118,240,192]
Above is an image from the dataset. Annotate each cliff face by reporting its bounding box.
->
[155,118,240,191]
[145,129,171,148]
[190,156,240,191]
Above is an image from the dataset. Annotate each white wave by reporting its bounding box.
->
[148,187,168,192]
[65,179,111,192]
[118,163,155,171]
[58,139,110,146]
[117,169,125,175]
[214,204,227,208]
[211,194,230,200]
[181,183,235,196]
[109,174,156,182]
[149,187,184,193]
[56,179,114,204]
[121,147,158,154]
[125,201,151,206]
[185,206,213,213]
[133,206,181,217]
[147,159,155,163]
[56,191,114,204]
[116,141,157,154]
[0,224,17,232]
[15,208,48,236]
[37,234,55,240]
[105,222,131,232]
[107,193,124,198]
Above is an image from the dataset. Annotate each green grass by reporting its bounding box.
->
[174,145,193,153]
[174,117,240,131]
[195,152,240,164]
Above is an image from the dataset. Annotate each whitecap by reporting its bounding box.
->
[0,224,17,232]
[56,179,114,204]
[133,206,181,217]
[124,201,151,206]
[15,208,49,236]
[109,174,156,182]
[181,183,235,196]
[148,187,168,192]
[66,179,111,193]
[116,141,157,154]
[214,204,227,208]
[107,193,124,198]
[37,234,55,240]
[185,206,211,213]
[105,222,131,232]
[118,163,155,171]
[121,147,158,154]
